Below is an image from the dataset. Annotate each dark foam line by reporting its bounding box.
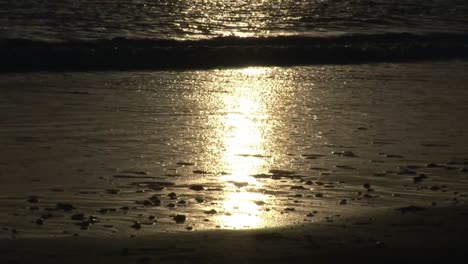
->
[1,33,468,72]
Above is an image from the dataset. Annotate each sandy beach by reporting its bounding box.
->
[1,62,468,263]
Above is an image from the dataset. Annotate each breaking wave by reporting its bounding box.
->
[1,32,467,72]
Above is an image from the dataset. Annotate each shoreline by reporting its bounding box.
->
[2,206,468,263]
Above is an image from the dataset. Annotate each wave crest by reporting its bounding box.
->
[1,32,467,71]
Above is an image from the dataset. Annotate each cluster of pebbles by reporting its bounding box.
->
[2,150,468,238]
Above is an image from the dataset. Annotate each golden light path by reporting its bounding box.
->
[213,67,274,229]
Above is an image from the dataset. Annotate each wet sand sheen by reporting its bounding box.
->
[0,63,468,256]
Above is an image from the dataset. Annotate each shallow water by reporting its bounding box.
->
[0,63,468,237]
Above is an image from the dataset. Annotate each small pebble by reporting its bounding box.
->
[71,213,85,221]
[190,185,205,191]
[27,196,39,203]
[131,221,141,230]
[56,203,76,211]
[173,214,186,224]
[204,209,217,214]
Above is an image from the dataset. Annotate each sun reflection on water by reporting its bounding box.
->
[213,67,274,229]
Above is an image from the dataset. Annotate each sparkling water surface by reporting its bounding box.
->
[1,0,467,41]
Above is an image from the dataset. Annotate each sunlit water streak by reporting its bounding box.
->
[210,68,275,228]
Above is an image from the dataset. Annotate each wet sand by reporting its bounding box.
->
[1,63,468,262]
[2,206,468,263]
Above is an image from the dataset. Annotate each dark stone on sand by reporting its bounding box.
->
[397,170,417,175]
[147,183,165,191]
[291,185,306,190]
[79,221,90,230]
[168,192,178,199]
[178,200,187,204]
[310,167,328,171]
[315,193,324,198]
[145,199,162,206]
[121,170,148,175]
[306,213,314,217]
[269,170,294,175]
[195,197,204,203]
[88,215,98,223]
[190,185,205,191]
[413,174,427,183]
[98,208,116,214]
[177,162,195,166]
[56,203,75,211]
[193,170,209,174]
[335,165,356,170]
[395,205,427,213]
[173,214,186,223]
[204,209,217,214]
[207,188,224,191]
[254,201,266,206]
[35,218,44,225]
[251,173,271,179]
[167,203,177,208]
[41,213,53,219]
[27,196,39,203]
[305,180,313,185]
[284,207,295,211]
[131,221,142,230]
[338,199,347,205]
[363,183,371,189]
[186,226,193,231]
[232,182,249,188]
[149,195,162,206]
[106,189,120,195]
[373,172,386,177]
[148,215,156,220]
[386,154,404,158]
[71,213,85,221]
[120,206,130,211]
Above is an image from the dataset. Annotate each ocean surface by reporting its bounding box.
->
[1,0,468,71]
[2,0,468,41]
